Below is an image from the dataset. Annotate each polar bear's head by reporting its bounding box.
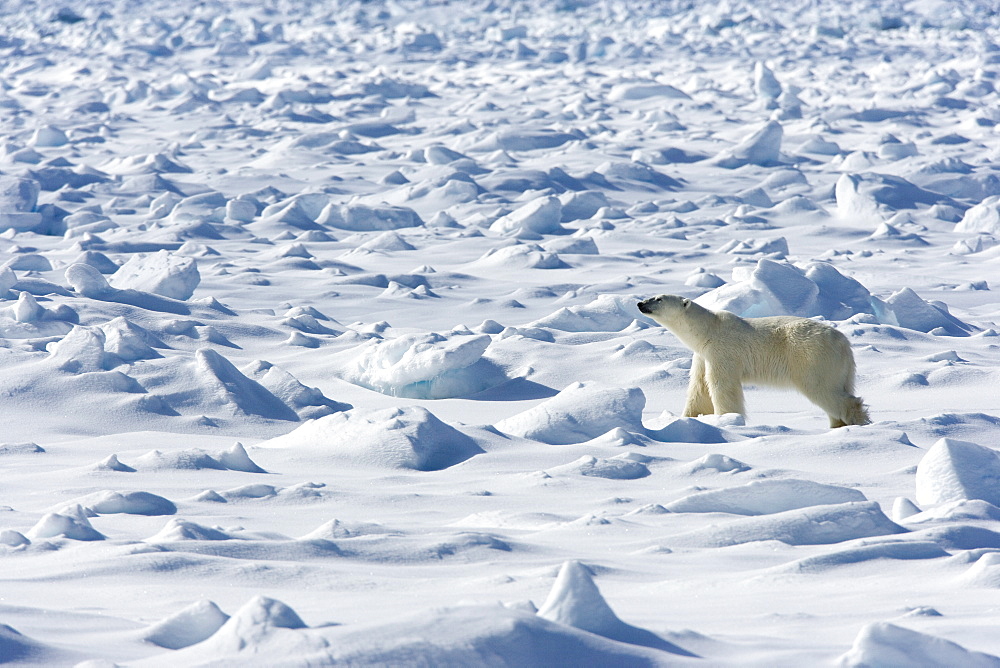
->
[638,294,716,350]
[637,294,694,319]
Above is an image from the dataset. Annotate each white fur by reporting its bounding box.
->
[637,295,870,428]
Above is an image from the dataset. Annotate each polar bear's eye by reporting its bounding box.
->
[682,298,690,307]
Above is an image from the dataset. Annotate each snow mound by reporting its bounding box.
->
[495,382,647,445]
[133,444,265,472]
[681,453,751,474]
[609,82,690,101]
[109,250,200,300]
[243,360,350,419]
[838,622,1000,667]
[171,595,307,659]
[714,121,783,168]
[27,506,105,541]
[489,196,565,238]
[185,349,300,421]
[258,406,484,471]
[140,600,230,650]
[778,541,949,574]
[64,490,176,516]
[469,243,567,270]
[670,502,906,547]
[958,552,1000,588]
[147,519,232,542]
[537,560,694,654]
[0,624,73,664]
[531,294,650,332]
[160,603,674,666]
[651,418,736,444]
[666,479,866,515]
[333,332,503,399]
[915,438,1000,507]
[319,203,423,231]
[547,455,651,480]
[956,196,1000,234]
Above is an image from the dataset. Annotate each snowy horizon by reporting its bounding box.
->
[2,0,1000,665]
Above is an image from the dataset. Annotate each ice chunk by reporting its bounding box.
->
[531,294,649,332]
[698,259,818,317]
[666,479,866,515]
[697,258,881,320]
[217,443,267,473]
[109,250,201,300]
[46,326,110,373]
[101,317,164,362]
[754,62,782,101]
[670,502,906,547]
[333,332,502,399]
[30,125,68,147]
[915,438,1000,507]
[537,561,693,654]
[838,622,1000,667]
[140,600,230,650]
[714,121,783,168]
[0,175,42,231]
[956,195,1000,234]
[259,406,483,471]
[495,382,646,445]
[489,196,565,238]
[65,263,115,298]
[875,288,975,336]
[838,172,955,222]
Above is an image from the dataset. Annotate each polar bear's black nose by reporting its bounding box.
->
[637,299,652,314]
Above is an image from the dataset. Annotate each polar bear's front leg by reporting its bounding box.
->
[683,353,714,416]
[705,361,746,417]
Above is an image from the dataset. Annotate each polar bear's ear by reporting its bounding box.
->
[681,298,690,308]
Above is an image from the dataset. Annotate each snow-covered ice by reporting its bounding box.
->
[2,0,1000,664]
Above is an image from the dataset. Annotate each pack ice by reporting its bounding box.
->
[2,0,1000,665]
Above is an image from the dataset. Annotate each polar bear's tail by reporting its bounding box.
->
[844,396,871,426]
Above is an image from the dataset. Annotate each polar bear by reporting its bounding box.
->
[637,294,870,428]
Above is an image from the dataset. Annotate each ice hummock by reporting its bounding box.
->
[698,258,976,334]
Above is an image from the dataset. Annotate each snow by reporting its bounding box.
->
[915,438,1000,506]
[3,0,1000,664]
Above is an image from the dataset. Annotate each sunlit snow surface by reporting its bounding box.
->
[2,0,1000,664]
